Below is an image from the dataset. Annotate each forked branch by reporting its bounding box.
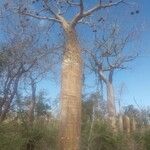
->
[71,0,124,27]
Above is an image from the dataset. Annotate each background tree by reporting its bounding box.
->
[123,104,150,128]
[0,33,58,123]
[0,4,60,122]
[0,41,37,122]
[86,25,138,128]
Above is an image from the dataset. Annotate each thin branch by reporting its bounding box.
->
[22,12,61,22]
[66,0,80,6]
[98,70,107,84]
[71,0,83,27]
[83,0,123,17]
[71,0,123,26]
[108,70,114,83]
[43,0,66,24]
[0,10,3,18]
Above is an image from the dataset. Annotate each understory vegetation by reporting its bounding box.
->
[0,97,149,150]
[0,118,150,150]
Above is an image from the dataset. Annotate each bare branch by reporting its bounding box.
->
[43,0,66,24]
[17,0,67,24]
[0,10,3,18]
[108,70,114,83]
[71,0,123,27]
[99,70,107,84]
[83,0,123,17]
[21,12,61,22]
[66,0,80,6]
[71,0,84,27]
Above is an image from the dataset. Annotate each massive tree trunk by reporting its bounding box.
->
[59,26,82,150]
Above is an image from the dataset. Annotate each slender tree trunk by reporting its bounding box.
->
[130,117,136,132]
[59,26,82,150]
[118,114,123,131]
[99,71,116,129]
[123,115,130,133]
[0,77,19,123]
[0,97,4,115]
[107,82,116,116]
[28,78,36,124]
[106,82,116,129]
[0,102,10,122]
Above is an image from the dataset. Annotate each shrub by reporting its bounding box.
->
[81,119,126,150]
[0,119,58,150]
[143,129,150,150]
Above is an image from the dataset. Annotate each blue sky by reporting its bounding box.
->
[114,0,150,107]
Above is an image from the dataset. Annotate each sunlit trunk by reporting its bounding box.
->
[59,26,82,150]
[107,82,116,116]
[130,117,136,132]
[123,115,130,133]
[106,82,116,129]
[118,115,123,131]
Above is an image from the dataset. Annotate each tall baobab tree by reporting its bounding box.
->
[87,26,137,129]
[12,0,125,149]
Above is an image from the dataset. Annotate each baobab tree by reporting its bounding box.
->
[86,25,137,129]
[10,0,128,149]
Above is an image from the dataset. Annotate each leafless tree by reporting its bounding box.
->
[0,31,60,123]
[25,55,59,124]
[0,39,37,122]
[0,3,62,121]
[86,25,138,128]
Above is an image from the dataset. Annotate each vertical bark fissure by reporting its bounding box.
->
[59,26,82,150]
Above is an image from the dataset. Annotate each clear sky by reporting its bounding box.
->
[114,0,150,107]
